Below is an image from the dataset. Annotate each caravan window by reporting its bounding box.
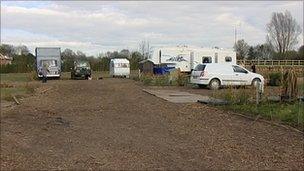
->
[115,63,129,68]
[225,56,232,62]
[202,56,212,63]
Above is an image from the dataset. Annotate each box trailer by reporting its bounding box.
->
[109,58,130,78]
[148,46,236,72]
[35,47,61,78]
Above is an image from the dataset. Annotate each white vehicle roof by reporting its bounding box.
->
[110,58,129,63]
[151,46,234,52]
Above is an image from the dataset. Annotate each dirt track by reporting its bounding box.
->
[1,78,303,170]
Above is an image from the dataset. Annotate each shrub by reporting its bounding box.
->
[212,86,252,105]
[269,72,282,86]
[176,72,189,86]
[140,74,153,85]
[154,75,170,86]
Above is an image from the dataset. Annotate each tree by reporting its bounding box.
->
[139,40,151,59]
[120,49,130,58]
[298,45,304,59]
[247,46,256,60]
[61,48,76,72]
[129,51,142,70]
[15,45,29,55]
[233,39,250,59]
[266,10,302,55]
[0,44,15,56]
[252,43,274,60]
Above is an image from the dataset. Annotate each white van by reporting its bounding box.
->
[190,63,264,90]
[109,58,130,78]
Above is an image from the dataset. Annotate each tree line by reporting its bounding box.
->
[234,10,303,60]
[0,45,144,73]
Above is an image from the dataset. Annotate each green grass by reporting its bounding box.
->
[222,102,303,126]
[0,73,31,83]
[1,87,31,101]
[1,73,37,101]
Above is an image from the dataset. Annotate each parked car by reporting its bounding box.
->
[71,60,91,80]
[190,63,264,90]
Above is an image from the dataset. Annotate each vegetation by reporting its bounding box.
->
[266,11,302,54]
[221,102,303,130]
[0,44,145,74]
[212,86,304,130]
[269,72,282,86]
[139,70,189,86]
[0,73,37,101]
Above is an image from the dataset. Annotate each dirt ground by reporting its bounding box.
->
[1,78,303,170]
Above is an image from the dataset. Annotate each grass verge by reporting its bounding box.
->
[219,102,304,130]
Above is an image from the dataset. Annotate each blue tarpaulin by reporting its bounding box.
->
[153,66,175,75]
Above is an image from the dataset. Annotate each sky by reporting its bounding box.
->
[1,1,303,56]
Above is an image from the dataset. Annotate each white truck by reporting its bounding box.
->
[35,47,61,78]
[109,58,130,78]
[148,46,236,72]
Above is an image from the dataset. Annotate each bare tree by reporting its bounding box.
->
[139,40,151,59]
[233,39,250,59]
[266,10,302,54]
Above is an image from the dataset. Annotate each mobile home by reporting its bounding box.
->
[35,47,61,78]
[109,58,130,78]
[148,46,236,72]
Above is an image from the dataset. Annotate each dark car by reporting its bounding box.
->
[71,60,91,80]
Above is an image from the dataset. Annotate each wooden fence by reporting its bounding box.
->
[237,60,304,66]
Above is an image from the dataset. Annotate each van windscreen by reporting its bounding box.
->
[194,64,206,71]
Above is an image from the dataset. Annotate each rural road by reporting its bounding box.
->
[1,78,303,170]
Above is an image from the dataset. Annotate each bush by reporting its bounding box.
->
[140,74,153,85]
[154,75,170,86]
[176,72,189,86]
[269,72,282,86]
[212,87,252,105]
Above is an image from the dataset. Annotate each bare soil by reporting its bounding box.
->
[1,78,303,170]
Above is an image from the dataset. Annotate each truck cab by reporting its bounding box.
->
[71,60,92,80]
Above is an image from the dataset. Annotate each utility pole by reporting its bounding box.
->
[234,26,237,45]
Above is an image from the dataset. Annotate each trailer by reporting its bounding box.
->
[148,46,236,72]
[109,58,130,78]
[35,47,61,78]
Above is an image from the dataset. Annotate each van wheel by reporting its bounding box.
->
[252,78,261,88]
[209,79,220,90]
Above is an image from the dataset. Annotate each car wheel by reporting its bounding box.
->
[209,79,220,90]
[252,78,261,88]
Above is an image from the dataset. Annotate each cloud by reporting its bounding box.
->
[1,1,303,55]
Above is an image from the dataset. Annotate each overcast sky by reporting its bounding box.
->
[1,1,303,56]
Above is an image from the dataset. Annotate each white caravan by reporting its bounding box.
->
[148,46,236,72]
[109,58,130,78]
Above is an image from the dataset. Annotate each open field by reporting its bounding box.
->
[1,78,303,170]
